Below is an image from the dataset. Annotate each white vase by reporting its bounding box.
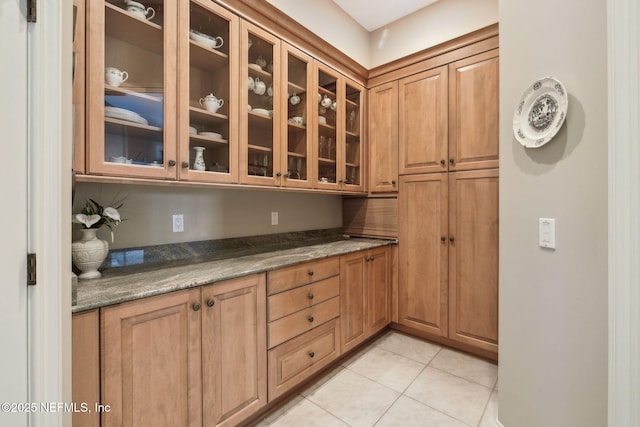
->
[72,228,109,279]
[192,146,206,171]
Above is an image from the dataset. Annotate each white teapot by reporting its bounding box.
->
[199,94,224,113]
[126,0,155,20]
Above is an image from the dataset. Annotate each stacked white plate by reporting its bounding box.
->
[200,132,223,139]
[104,106,148,125]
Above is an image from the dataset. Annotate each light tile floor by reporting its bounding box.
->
[256,331,498,427]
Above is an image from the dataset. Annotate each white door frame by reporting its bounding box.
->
[27,0,73,425]
[607,0,640,425]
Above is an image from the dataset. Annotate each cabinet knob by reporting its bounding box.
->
[276,172,282,177]
[392,180,396,185]
[449,158,455,166]
[207,299,215,307]
[182,161,189,168]
[308,351,315,358]
[441,236,446,242]
[168,160,176,167]
[307,315,314,323]
[440,159,446,167]
[192,303,201,311]
[308,270,314,276]
[449,237,455,243]
[308,293,314,300]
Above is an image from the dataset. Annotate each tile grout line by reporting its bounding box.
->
[303,395,354,427]
[399,394,476,427]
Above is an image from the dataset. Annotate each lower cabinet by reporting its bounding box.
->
[340,247,391,353]
[72,309,100,427]
[266,257,342,401]
[398,170,499,355]
[100,274,267,427]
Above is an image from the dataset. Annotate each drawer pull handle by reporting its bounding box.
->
[308,270,314,276]
[207,299,215,307]
[308,293,314,300]
[192,303,201,311]
[308,351,315,358]
[307,316,314,323]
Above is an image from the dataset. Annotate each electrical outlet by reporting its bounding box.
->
[271,211,278,226]
[173,214,184,232]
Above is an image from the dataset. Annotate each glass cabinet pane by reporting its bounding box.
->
[282,45,312,187]
[102,0,168,171]
[316,68,339,185]
[182,0,236,181]
[243,23,279,182]
[344,82,363,188]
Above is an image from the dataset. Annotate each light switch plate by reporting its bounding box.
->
[539,218,556,249]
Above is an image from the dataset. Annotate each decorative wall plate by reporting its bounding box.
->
[513,77,568,148]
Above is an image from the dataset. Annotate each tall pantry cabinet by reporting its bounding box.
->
[380,27,499,358]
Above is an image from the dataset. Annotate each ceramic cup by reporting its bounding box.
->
[321,95,332,108]
[248,76,255,91]
[105,67,128,87]
[331,100,337,111]
[127,4,155,20]
[289,93,300,105]
[199,94,224,113]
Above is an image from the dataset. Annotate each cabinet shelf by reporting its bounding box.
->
[318,157,337,165]
[287,151,306,158]
[105,3,163,55]
[318,121,336,131]
[105,117,163,134]
[318,86,336,97]
[345,162,360,168]
[287,81,305,95]
[248,67,273,83]
[287,122,306,130]
[189,40,228,71]
[346,130,359,138]
[105,86,163,102]
[190,134,228,145]
[345,97,359,108]
[248,144,273,153]
[189,106,229,123]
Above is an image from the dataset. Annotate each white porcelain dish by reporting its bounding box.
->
[189,126,197,134]
[104,106,148,125]
[199,132,223,139]
[512,77,568,148]
[318,116,327,124]
[252,108,270,116]
[189,30,222,49]
[248,63,262,71]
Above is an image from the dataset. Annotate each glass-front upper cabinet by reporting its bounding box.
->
[314,63,341,190]
[342,79,365,192]
[280,43,313,189]
[87,0,177,179]
[178,0,238,183]
[240,21,281,186]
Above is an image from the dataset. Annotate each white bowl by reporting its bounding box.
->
[318,116,327,124]
[252,108,269,116]
[189,30,217,49]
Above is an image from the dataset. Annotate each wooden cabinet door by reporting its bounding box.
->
[399,66,448,175]
[448,169,499,353]
[202,274,267,427]
[101,289,202,427]
[72,309,100,427]
[366,246,391,334]
[398,174,449,336]
[177,0,239,184]
[448,49,499,171]
[340,251,367,352]
[369,81,398,193]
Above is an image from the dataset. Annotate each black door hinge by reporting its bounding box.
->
[27,253,37,286]
[27,0,37,22]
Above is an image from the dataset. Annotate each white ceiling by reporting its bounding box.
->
[332,0,440,31]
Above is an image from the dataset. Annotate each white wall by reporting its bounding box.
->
[266,0,371,66]
[74,183,342,249]
[369,0,498,67]
[498,0,608,425]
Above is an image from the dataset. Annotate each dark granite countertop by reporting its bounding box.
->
[73,235,395,313]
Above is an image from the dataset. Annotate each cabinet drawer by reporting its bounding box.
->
[268,257,340,295]
[268,297,340,348]
[268,276,340,322]
[268,319,341,401]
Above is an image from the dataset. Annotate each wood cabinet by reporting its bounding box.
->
[87,0,179,179]
[266,257,342,400]
[448,49,499,172]
[398,66,448,175]
[201,274,267,427]
[177,0,239,183]
[101,288,203,427]
[398,170,498,354]
[72,0,86,174]
[101,275,267,427]
[340,246,391,353]
[72,309,100,427]
[368,81,398,193]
